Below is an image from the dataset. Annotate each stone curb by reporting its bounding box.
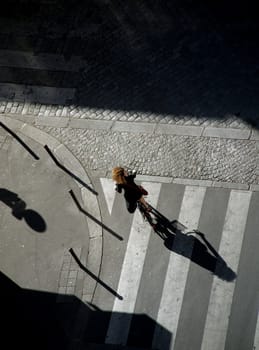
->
[2,113,258,141]
[0,115,103,303]
[136,175,255,191]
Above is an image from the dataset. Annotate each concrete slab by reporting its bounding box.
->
[0,134,89,293]
[35,116,69,128]
[156,124,203,136]
[251,129,259,140]
[212,181,249,190]
[136,174,173,183]
[0,49,87,72]
[70,118,113,130]
[0,83,75,105]
[250,184,259,191]
[112,121,156,133]
[173,178,213,187]
[203,127,251,140]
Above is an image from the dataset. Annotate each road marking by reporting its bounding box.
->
[100,178,116,215]
[201,190,252,350]
[0,49,86,71]
[105,182,161,345]
[0,83,75,105]
[253,311,259,350]
[152,186,206,350]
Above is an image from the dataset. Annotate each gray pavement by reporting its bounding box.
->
[0,119,107,349]
[87,176,259,350]
[0,1,259,349]
[0,122,92,294]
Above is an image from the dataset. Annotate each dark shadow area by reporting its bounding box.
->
[44,145,98,195]
[69,248,123,300]
[0,188,46,232]
[146,205,236,282]
[69,189,123,241]
[0,1,259,127]
[0,122,39,160]
[0,270,171,349]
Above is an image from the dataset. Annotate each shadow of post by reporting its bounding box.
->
[0,122,40,160]
[69,189,123,241]
[44,145,98,195]
[69,248,123,300]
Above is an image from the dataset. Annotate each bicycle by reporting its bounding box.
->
[137,201,157,230]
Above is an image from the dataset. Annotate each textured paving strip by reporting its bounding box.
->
[0,83,75,104]
[0,49,87,71]
[36,126,258,186]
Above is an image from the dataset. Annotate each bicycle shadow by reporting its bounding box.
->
[0,188,46,233]
[149,206,236,282]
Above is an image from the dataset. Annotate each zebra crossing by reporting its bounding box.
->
[0,49,80,104]
[89,178,259,350]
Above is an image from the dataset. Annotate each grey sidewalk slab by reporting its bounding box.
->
[0,83,75,105]
[70,119,113,130]
[203,127,251,140]
[112,121,156,133]
[212,181,249,190]
[0,116,102,305]
[0,133,89,295]
[136,175,173,183]
[173,178,213,187]
[156,124,203,136]
[36,116,69,128]
[251,129,259,141]
[250,184,259,191]
[0,49,87,72]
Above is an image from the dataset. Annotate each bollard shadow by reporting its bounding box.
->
[69,189,123,241]
[149,206,236,282]
[0,188,46,232]
[44,145,98,196]
[69,248,123,300]
[0,270,172,350]
[0,122,40,160]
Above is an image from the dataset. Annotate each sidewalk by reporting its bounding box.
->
[0,116,103,304]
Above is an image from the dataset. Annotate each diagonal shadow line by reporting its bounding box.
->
[0,122,40,160]
[44,144,98,195]
[69,189,123,241]
[69,248,123,300]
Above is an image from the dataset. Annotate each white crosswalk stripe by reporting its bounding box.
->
[105,182,161,345]
[201,190,252,350]
[253,311,259,350]
[99,179,257,350]
[152,186,206,350]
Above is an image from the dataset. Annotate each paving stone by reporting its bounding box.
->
[38,126,258,185]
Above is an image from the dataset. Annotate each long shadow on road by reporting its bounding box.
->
[149,205,236,282]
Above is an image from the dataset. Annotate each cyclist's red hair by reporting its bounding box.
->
[112,167,127,184]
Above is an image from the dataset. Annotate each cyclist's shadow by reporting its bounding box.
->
[148,206,236,282]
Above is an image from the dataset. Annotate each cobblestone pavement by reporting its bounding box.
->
[0,1,259,127]
[36,125,258,186]
[0,1,259,187]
